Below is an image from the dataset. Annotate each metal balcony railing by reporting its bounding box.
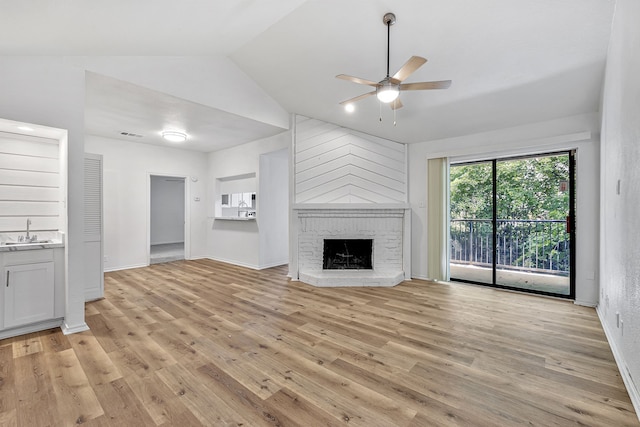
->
[450,219,570,276]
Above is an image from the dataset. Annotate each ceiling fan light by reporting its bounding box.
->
[162,130,187,143]
[376,82,400,103]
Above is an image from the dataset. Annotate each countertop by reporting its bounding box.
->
[214,216,256,221]
[0,241,65,252]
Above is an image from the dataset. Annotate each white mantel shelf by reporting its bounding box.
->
[292,203,410,210]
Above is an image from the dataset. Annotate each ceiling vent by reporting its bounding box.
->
[120,131,143,138]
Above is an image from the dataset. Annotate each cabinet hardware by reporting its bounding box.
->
[6,270,9,287]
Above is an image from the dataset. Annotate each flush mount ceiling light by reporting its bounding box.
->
[161,130,187,143]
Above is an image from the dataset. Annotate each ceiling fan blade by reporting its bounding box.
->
[339,91,376,105]
[336,74,379,87]
[400,80,452,90]
[391,56,427,83]
[390,98,403,110]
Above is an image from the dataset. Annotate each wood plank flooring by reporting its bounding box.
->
[0,259,637,426]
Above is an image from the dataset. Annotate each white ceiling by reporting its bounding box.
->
[85,72,286,152]
[0,0,307,55]
[0,0,616,148]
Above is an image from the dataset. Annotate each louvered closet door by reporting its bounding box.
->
[84,153,103,301]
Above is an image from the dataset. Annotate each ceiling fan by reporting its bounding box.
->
[336,12,451,111]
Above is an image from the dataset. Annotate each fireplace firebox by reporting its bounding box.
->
[323,239,373,270]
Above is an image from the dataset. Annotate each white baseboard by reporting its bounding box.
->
[206,256,288,271]
[258,260,289,270]
[596,306,640,421]
[104,263,148,273]
[61,321,90,335]
[206,256,260,270]
[0,318,64,340]
[574,299,597,307]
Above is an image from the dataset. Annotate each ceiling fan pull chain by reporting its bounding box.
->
[394,101,397,126]
[379,99,383,122]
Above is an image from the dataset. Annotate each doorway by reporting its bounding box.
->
[150,175,186,264]
[449,151,575,298]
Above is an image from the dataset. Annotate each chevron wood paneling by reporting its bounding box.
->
[294,117,406,204]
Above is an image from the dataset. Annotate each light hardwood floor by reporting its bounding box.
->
[0,259,637,426]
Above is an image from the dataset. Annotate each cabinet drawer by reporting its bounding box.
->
[3,249,54,265]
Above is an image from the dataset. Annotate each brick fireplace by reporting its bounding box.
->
[291,116,411,287]
[290,205,411,287]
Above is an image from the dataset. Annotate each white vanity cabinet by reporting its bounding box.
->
[0,247,65,337]
[3,261,54,328]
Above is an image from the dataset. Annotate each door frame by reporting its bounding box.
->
[147,173,190,265]
[449,150,576,299]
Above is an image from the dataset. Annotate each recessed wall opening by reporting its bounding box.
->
[323,239,373,270]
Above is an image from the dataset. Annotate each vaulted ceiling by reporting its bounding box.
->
[0,0,616,149]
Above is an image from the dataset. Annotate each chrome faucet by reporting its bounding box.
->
[26,218,31,240]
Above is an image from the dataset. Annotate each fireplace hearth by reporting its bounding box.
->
[323,239,373,270]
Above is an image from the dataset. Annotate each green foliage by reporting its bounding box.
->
[449,161,492,219]
[450,155,570,220]
[450,155,571,274]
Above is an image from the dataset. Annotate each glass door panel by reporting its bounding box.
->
[495,154,571,295]
[449,161,494,285]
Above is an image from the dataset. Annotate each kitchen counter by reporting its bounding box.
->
[0,241,64,252]
[214,216,256,221]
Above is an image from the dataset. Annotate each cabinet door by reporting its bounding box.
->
[3,262,55,329]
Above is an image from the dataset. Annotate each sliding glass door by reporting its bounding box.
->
[449,152,575,298]
[449,161,494,285]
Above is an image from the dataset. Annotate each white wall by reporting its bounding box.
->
[599,0,640,414]
[0,57,87,333]
[208,131,289,269]
[409,112,601,306]
[259,148,289,268]
[85,136,207,271]
[0,133,61,234]
[150,176,185,245]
